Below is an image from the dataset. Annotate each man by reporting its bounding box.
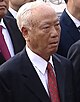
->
[57,0,80,57]
[67,40,80,102]
[0,0,25,65]
[0,1,75,102]
[7,0,36,18]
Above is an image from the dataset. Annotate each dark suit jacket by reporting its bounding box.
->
[67,40,80,102]
[57,9,80,57]
[0,48,75,102]
[6,10,14,18]
[0,15,26,65]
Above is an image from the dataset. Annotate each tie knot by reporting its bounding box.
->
[47,62,56,76]
[0,25,2,28]
[47,62,52,67]
[47,62,53,71]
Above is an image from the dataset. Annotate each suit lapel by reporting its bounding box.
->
[52,54,65,102]
[21,48,51,102]
[3,16,25,54]
[6,10,14,18]
[62,10,80,41]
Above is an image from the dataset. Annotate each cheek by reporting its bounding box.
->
[57,26,61,39]
[39,36,49,49]
[29,35,39,48]
[33,36,48,50]
[75,1,80,8]
[59,28,61,39]
[5,1,9,9]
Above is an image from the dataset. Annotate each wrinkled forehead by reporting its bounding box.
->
[31,4,56,16]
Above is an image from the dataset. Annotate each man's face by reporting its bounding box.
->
[0,0,9,18]
[73,0,80,9]
[9,0,36,10]
[26,5,61,60]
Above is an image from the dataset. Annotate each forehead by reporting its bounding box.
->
[29,5,58,25]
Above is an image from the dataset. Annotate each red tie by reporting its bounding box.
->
[47,62,60,102]
[0,25,11,60]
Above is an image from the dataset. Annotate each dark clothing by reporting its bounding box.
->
[0,15,26,65]
[6,10,14,18]
[57,9,80,57]
[67,40,80,102]
[0,48,75,102]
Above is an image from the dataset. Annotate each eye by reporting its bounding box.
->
[41,25,51,33]
[55,22,60,27]
[43,25,50,29]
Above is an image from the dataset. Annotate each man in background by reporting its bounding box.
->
[7,0,36,18]
[67,40,80,102]
[0,0,25,65]
[57,0,80,57]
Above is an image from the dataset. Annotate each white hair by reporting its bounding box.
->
[16,1,50,32]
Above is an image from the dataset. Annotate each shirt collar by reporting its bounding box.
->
[9,7,17,19]
[26,46,54,75]
[66,8,80,28]
[0,19,6,29]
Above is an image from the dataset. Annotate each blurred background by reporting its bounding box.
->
[37,0,66,19]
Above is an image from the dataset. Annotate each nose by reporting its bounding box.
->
[51,27,59,37]
[52,23,61,35]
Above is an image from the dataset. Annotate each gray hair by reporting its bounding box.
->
[16,1,50,32]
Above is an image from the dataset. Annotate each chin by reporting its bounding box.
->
[50,48,58,55]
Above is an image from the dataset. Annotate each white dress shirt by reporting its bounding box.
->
[9,7,17,19]
[0,19,14,57]
[66,8,80,28]
[26,45,55,95]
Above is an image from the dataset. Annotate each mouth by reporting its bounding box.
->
[48,39,59,49]
[48,42,59,50]
[0,5,6,9]
[50,40,58,44]
[49,39,59,45]
[0,8,6,12]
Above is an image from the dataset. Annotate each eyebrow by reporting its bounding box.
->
[54,18,59,23]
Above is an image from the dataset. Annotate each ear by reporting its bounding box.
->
[21,27,28,39]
